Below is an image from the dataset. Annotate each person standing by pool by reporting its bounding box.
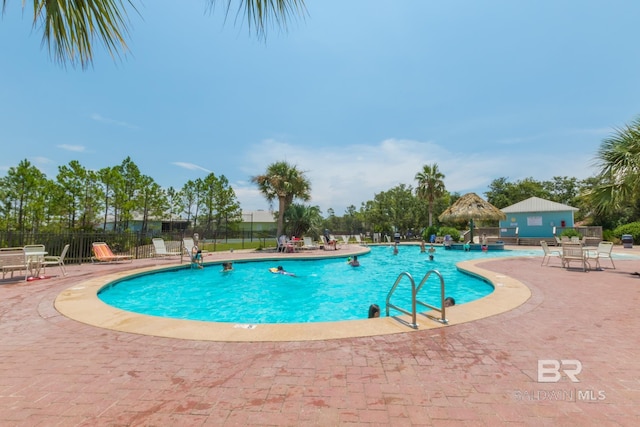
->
[191,245,203,269]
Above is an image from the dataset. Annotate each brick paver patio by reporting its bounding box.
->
[1,246,639,426]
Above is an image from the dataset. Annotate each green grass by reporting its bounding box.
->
[200,240,272,252]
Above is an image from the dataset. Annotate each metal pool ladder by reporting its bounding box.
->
[385,270,448,329]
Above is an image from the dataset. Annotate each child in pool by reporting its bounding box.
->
[270,265,295,276]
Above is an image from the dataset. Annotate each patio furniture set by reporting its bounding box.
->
[0,244,68,280]
[541,240,615,272]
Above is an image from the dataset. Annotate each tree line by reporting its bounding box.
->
[3,116,640,240]
[0,156,241,235]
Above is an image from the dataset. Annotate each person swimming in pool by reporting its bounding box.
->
[348,255,360,267]
[221,262,233,272]
[270,265,295,276]
[444,297,456,307]
[368,304,380,318]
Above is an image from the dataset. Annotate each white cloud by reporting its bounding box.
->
[233,137,600,215]
[90,113,139,129]
[172,162,212,173]
[57,144,85,152]
[32,156,53,165]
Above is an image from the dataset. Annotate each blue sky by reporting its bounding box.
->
[2,0,640,215]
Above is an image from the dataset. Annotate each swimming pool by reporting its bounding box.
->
[97,246,541,324]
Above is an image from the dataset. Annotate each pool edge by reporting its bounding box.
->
[54,255,531,342]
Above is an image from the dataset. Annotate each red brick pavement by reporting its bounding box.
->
[1,250,639,426]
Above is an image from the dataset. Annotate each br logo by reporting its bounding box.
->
[537,359,582,383]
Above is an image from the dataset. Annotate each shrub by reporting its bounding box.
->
[613,222,640,244]
[422,226,438,241]
[560,229,582,239]
[438,226,460,242]
[602,229,617,243]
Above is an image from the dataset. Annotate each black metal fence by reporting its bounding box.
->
[0,230,275,265]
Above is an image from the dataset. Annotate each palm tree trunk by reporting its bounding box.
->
[277,197,286,237]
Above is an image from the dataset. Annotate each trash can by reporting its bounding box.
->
[622,234,633,249]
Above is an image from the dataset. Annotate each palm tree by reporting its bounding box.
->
[590,117,640,214]
[415,163,446,227]
[251,161,311,238]
[283,203,323,238]
[10,0,306,68]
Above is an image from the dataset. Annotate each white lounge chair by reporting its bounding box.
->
[152,238,180,258]
[354,235,365,246]
[277,235,288,253]
[341,235,351,245]
[301,236,319,250]
[42,244,69,276]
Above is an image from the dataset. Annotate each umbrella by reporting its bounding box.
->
[438,193,506,242]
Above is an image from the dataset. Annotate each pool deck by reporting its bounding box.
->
[1,244,639,425]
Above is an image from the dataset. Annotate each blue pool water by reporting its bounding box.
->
[98,246,541,324]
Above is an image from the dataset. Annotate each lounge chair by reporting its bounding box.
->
[354,235,365,246]
[152,238,181,258]
[540,241,561,266]
[590,241,615,270]
[91,242,133,263]
[42,244,69,276]
[276,235,293,253]
[183,237,195,255]
[320,235,337,251]
[301,236,319,250]
[341,235,351,245]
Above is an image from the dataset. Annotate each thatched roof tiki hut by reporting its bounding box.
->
[438,193,506,242]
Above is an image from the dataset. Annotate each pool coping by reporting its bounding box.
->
[54,251,532,342]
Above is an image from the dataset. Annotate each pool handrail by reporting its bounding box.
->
[385,269,447,329]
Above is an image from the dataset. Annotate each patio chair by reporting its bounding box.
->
[91,242,133,263]
[591,241,615,270]
[42,244,69,276]
[341,235,351,245]
[354,235,366,246]
[540,241,561,266]
[0,247,28,280]
[561,243,589,272]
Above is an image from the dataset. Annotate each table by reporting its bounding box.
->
[25,251,47,277]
